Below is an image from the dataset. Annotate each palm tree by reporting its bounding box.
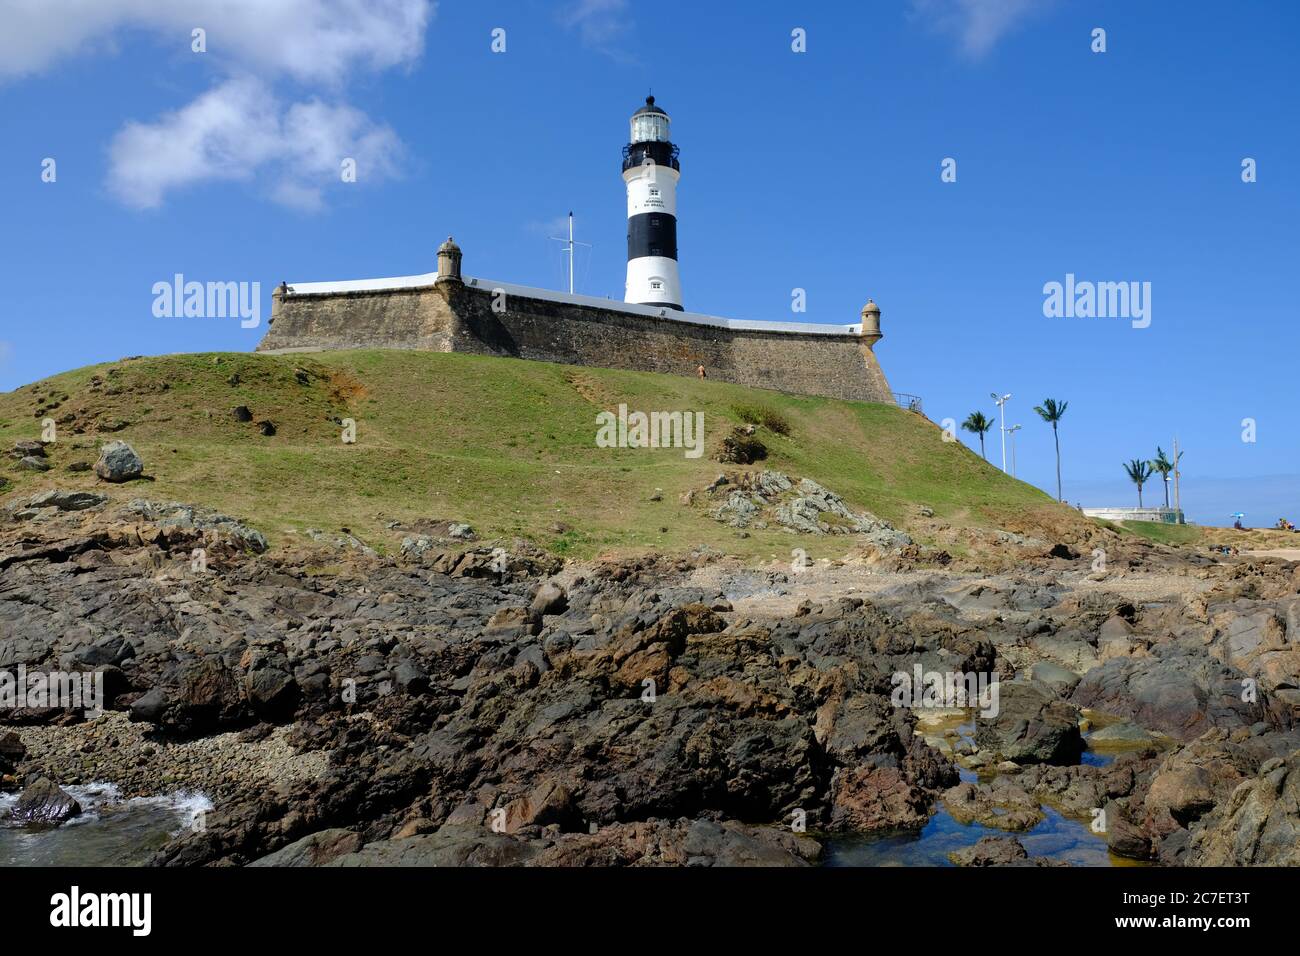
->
[961,411,995,460]
[1149,447,1174,509]
[1123,458,1153,508]
[1033,398,1068,501]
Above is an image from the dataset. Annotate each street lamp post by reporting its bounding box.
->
[1007,424,1022,478]
[1173,436,1182,520]
[991,393,1011,474]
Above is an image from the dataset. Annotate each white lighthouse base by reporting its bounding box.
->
[625,256,682,309]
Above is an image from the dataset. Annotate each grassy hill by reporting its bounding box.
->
[0,350,1087,560]
[1114,518,1299,551]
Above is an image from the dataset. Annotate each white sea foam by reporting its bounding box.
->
[126,790,214,833]
[1,781,211,829]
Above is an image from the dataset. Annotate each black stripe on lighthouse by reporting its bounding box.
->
[627,213,677,261]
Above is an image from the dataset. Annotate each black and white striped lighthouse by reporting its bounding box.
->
[622,96,682,310]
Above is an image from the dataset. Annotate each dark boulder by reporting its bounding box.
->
[129,658,248,736]
[94,440,144,482]
[828,765,932,831]
[949,836,1029,867]
[1071,644,1277,741]
[975,680,1084,764]
[0,731,26,777]
[27,490,107,512]
[530,581,568,618]
[249,829,363,867]
[10,777,81,826]
[10,440,46,459]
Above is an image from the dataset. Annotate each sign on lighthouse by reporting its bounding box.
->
[623,96,682,310]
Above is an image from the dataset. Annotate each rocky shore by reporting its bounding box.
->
[2,487,1298,866]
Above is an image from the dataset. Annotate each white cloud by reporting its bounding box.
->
[2,0,431,209]
[106,77,278,208]
[560,0,634,58]
[106,76,403,210]
[909,0,1049,59]
[0,341,12,367]
[525,214,576,238]
[0,0,433,84]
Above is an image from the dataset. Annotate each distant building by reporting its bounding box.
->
[1083,507,1185,524]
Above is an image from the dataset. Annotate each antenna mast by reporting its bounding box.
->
[550,211,592,295]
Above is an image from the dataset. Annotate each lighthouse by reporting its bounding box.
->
[623,96,682,310]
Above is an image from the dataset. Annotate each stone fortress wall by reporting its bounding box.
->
[257,242,895,404]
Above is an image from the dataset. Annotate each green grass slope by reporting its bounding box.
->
[1115,519,1298,551]
[0,350,1082,559]
[1113,521,1203,546]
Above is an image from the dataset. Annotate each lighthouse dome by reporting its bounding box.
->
[633,95,668,116]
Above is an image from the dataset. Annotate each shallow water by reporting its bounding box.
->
[0,784,210,867]
[823,804,1120,867]
[823,710,1141,867]
[1079,749,1115,768]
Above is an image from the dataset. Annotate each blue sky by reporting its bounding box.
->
[1,0,1296,526]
